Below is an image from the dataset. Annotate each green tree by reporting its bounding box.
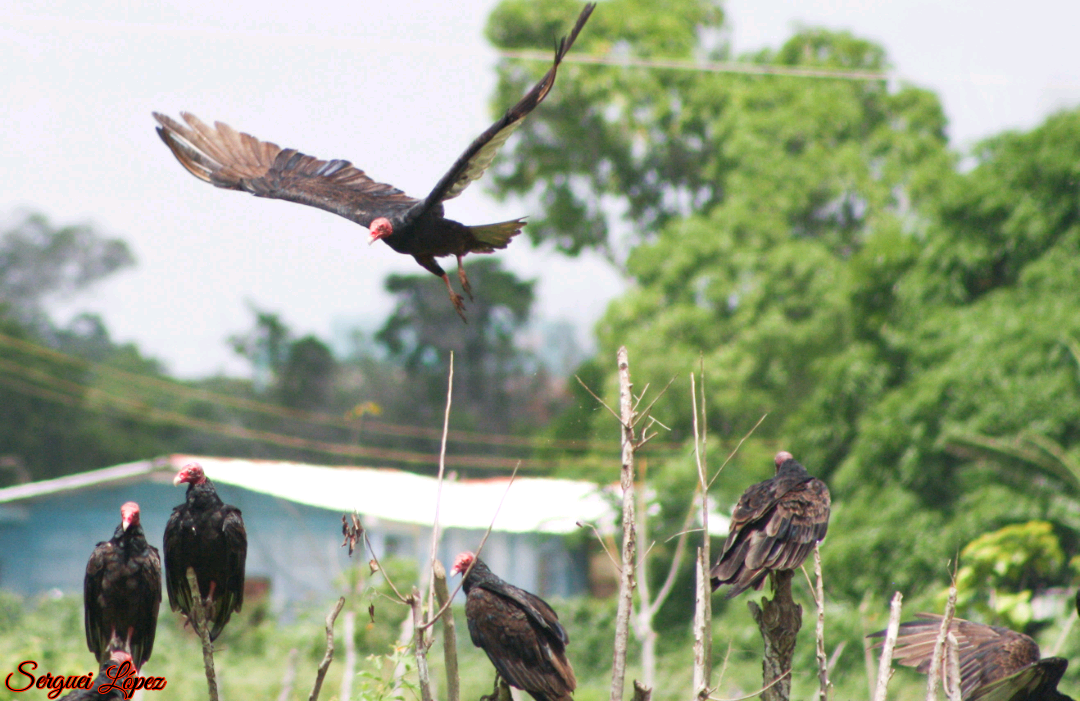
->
[375,258,540,433]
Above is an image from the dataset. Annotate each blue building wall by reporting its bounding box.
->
[0,477,587,613]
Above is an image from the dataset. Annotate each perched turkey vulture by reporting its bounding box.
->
[451,551,575,701]
[58,648,132,701]
[83,501,161,671]
[163,462,247,641]
[871,613,1073,701]
[152,3,595,322]
[710,451,831,597]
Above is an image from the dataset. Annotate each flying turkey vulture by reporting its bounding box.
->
[710,451,831,597]
[451,551,575,701]
[83,501,161,671]
[58,648,133,701]
[163,462,247,641]
[152,3,595,322]
[871,613,1073,701]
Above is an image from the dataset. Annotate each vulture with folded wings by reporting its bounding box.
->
[452,551,575,701]
[710,451,831,597]
[153,4,595,321]
[872,613,1072,701]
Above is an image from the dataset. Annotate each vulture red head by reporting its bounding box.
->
[368,218,393,245]
[450,551,476,577]
[774,451,794,470]
[120,502,141,531]
[173,463,207,486]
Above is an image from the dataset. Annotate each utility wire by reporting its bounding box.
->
[501,50,891,82]
[0,331,683,453]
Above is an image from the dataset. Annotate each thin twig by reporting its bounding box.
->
[647,499,696,614]
[578,520,622,572]
[872,592,904,701]
[308,597,346,701]
[707,413,769,490]
[363,529,408,603]
[925,584,958,701]
[428,352,454,609]
[576,374,623,425]
[433,561,460,701]
[706,670,792,701]
[185,568,219,701]
[633,375,678,429]
[421,462,521,631]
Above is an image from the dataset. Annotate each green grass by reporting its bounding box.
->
[2,584,1077,701]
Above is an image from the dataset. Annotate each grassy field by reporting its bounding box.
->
[2,585,1076,701]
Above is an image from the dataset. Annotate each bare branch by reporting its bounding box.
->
[576,374,623,425]
[633,375,678,428]
[706,670,792,701]
[309,597,346,701]
[632,680,653,701]
[433,561,460,701]
[185,567,219,701]
[578,520,622,572]
[812,545,828,701]
[944,633,962,701]
[278,648,300,701]
[410,588,434,701]
[691,370,712,699]
[610,346,638,701]
[647,501,696,616]
[363,529,409,603]
[707,413,769,490]
[924,584,958,701]
[872,591,904,701]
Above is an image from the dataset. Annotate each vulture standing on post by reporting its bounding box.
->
[872,614,1073,701]
[83,501,161,671]
[163,462,247,641]
[710,451,831,597]
[452,551,576,701]
[152,3,595,322]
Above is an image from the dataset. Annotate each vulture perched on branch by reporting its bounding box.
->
[710,451,831,597]
[872,613,1073,701]
[152,3,595,322]
[83,501,161,671]
[163,462,247,641]
[452,551,576,701]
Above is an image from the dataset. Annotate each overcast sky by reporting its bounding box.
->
[4,0,1079,377]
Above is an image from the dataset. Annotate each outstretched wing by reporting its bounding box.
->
[153,112,419,228]
[421,3,595,207]
[877,614,1046,700]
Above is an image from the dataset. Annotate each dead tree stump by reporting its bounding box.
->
[747,570,801,701]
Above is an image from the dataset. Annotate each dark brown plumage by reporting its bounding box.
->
[152,3,595,322]
[83,502,161,671]
[871,613,1072,701]
[710,451,831,597]
[163,462,247,641]
[452,551,575,701]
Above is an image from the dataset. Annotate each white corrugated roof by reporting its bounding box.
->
[0,455,612,535]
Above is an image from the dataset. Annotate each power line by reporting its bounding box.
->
[0,331,669,453]
[0,361,552,471]
[501,50,891,82]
